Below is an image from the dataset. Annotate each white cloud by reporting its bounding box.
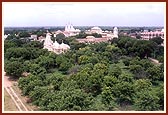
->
[3,2,165,26]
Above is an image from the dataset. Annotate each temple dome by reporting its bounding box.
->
[91,26,102,30]
[43,33,70,54]
[60,42,70,50]
[53,41,60,49]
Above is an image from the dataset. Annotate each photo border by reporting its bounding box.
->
[1,1,167,115]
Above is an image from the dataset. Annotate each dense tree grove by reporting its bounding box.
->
[4,35,164,111]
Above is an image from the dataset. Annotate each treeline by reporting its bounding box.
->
[111,36,164,62]
[4,36,164,111]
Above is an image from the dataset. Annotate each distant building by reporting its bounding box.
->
[4,34,8,39]
[31,35,37,41]
[38,36,45,42]
[140,29,164,40]
[52,23,81,37]
[77,27,119,44]
[76,37,110,44]
[53,30,63,37]
[90,26,103,34]
[64,23,81,37]
[113,27,118,38]
[86,26,118,39]
[43,33,70,54]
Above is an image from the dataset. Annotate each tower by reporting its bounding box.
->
[113,27,118,38]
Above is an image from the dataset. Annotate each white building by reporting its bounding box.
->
[90,26,102,34]
[43,33,70,54]
[4,34,8,39]
[113,27,118,38]
[64,23,81,37]
[31,35,38,41]
[86,26,118,39]
[140,29,164,40]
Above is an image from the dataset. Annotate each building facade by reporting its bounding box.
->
[140,29,164,40]
[43,33,70,54]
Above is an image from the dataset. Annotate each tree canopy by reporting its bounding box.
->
[4,34,164,111]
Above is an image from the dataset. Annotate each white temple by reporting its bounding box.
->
[65,24,76,32]
[113,27,118,38]
[43,33,70,54]
[64,23,81,37]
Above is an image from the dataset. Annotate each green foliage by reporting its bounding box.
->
[5,60,24,77]
[35,55,55,70]
[75,32,102,38]
[122,58,131,66]
[40,88,93,111]
[146,66,163,85]
[155,83,164,110]
[118,72,134,83]
[101,87,115,105]
[103,76,118,87]
[129,64,146,79]
[56,33,66,39]
[108,64,122,77]
[5,47,29,60]
[18,74,44,95]
[134,79,152,91]
[134,90,160,111]
[112,81,135,104]
[150,37,164,45]
[89,95,108,111]
[29,64,47,76]
[23,41,43,48]
[19,31,30,38]
[5,33,164,111]
[4,40,17,52]
[157,56,164,63]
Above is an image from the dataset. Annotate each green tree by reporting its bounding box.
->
[5,47,30,60]
[108,64,122,77]
[19,31,30,38]
[103,75,118,87]
[134,79,152,91]
[150,37,164,45]
[101,87,115,106]
[146,66,163,84]
[5,60,24,77]
[29,64,47,76]
[112,81,135,105]
[56,33,65,39]
[4,40,17,52]
[134,90,160,111]
[129,65,146,79]
[132,40,157,58]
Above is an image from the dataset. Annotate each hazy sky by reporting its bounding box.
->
[3,2,165,27]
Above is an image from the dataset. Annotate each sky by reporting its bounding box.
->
[3,2,165,27]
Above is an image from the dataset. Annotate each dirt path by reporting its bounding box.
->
[4,72,29,111]
[148,57,162,65]
[4,72,12,88]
